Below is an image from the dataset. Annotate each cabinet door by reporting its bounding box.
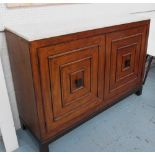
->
[105,26,147,100]
[38,36,105,133]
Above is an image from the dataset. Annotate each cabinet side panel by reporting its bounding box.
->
[5,31,40,139]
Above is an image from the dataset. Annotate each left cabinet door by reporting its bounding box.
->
[37,35,105,135]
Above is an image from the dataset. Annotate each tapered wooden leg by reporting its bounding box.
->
[20,119,26,130]
[135,86,143,96]
[39,142,49,152]
[21,123,26,130]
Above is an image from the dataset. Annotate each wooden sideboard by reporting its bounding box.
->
[5,20,150,152]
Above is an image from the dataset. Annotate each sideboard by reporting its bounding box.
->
[5,18,150,151]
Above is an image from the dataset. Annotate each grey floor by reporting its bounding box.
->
[0,65,155,152]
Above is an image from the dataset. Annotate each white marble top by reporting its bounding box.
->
[5,13,150,41]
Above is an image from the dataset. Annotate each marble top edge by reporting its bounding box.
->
[5,15,150,42]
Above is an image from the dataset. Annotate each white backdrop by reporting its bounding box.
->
[0,57,18,151]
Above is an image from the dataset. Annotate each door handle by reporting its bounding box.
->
[75,79,83,88]
[124,59,130,68]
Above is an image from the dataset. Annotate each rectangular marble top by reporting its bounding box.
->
[5,13,150,41]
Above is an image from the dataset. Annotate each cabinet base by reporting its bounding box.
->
[20,118,49,152]
[39,142,49,152]
[21,124,26,130]
[20,86,143,152]
[135,86,143,96]
[20,120,27,130]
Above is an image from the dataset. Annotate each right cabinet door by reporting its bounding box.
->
[104,26,147,100]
